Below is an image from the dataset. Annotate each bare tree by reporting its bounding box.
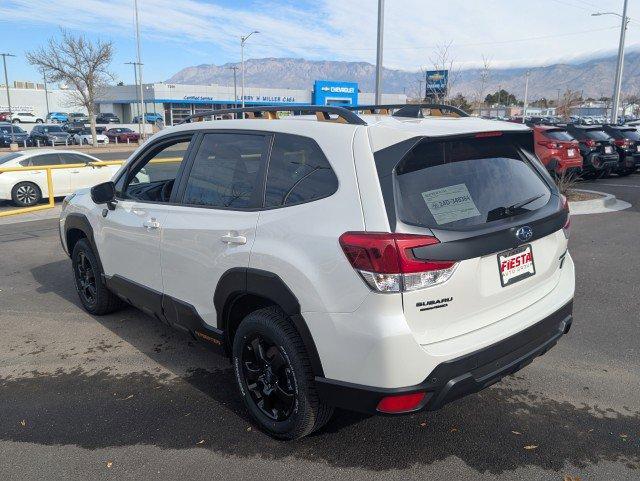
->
[557,90,582,119]
[26,30,114,146]
[426,41,460,103]
[475,55,492,110]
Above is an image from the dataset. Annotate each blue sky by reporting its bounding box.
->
[1,0,639,85]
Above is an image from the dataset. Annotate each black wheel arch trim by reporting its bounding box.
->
[63,213,104,274]
[214,267,325,377]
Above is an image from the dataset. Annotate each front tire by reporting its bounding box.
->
[71,239,124,315]
[232,307,333,440]
[11,182,42,207]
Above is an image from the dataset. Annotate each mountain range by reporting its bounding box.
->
[167,52,640,101]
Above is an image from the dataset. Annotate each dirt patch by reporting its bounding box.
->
[567,190,604,202]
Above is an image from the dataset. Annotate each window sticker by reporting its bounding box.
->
[421,183,481,225]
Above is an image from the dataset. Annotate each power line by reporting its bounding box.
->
[250,25,620,53]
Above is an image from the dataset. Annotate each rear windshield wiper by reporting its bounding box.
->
[487,193,546,221]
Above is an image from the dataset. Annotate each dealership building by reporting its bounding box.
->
[96,80,407,125]
[0,81,86,119]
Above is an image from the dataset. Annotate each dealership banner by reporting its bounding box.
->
[425,70,448,97]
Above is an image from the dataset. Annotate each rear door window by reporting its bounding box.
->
[394,136,551,229]
[265,133,338,207]
[182,133,268,209]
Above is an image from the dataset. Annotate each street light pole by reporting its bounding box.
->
[42,70,50,117]
[133,0,147,139]
[1,53,16,145]
[375,0,385,105]
[125,61,142,135]
[228,66,239,113]
[241,31,259,118]
[522,70,530,124]
[592,1,630,124]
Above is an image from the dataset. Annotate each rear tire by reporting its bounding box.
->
[11,182,42,207]
[232,307,333,440]
[71,239,124,315]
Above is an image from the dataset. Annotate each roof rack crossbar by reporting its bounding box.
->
[346,103,470,118]
[177,105,367,125]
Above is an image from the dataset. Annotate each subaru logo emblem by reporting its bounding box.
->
[516,226,533,242]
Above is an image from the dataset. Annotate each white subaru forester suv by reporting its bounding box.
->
[59,105,575,440]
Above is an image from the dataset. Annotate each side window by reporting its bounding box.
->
[60,153,90,164]
[182,133,268,209]
[119,137,191,203]
[265,133,338,207]
[21,154,62,167]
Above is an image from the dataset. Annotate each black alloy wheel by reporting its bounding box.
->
[75,250,97,308]
[241,334,296,421]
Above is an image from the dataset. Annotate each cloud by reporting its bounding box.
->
[1,0,638,72]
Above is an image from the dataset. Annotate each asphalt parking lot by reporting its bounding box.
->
[0,177,638,480]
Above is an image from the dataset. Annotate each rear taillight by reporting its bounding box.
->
[339,232,457,293]
[538,140,560,149]
[614,139,631,148]
[584,139,596,148]
[561,195,571,239]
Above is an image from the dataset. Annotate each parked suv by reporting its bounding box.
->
[531,125,583,176]
[46,112,69,123]
[60,106,575,439]
[564,124,619,178]
[29,124,72,146]
[602,124,640,175]
[96,112,121,124]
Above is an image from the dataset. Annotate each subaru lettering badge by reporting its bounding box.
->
[516,226,533,242]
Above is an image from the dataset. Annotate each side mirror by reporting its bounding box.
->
[91,181,116,209]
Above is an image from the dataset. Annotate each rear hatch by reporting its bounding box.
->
[376,132,569,344]
[541,128,580,159]
[582,128,616,156]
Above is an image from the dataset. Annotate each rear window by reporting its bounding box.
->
[544,129,574,142]
[619,129,640,141]
[584,130,612,141]
[0,153,23,164]
[394,136,551,229]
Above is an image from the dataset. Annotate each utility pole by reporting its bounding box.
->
[375,0,385,105]
[1,53,16,145]
[228,66,239,114]
[126,62,142,135]
[42,70,50,117]
[133,0,146,139]
[241,31,259,118]
[592,1,630,124]
[522,70,530,123]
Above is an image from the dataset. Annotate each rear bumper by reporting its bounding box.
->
[585,152,618,170]
[316,301,573,415]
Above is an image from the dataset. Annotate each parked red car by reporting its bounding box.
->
[0,112,11,122]
[105,127,140,143]
[532,125,583,176]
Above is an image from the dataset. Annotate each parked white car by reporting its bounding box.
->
[72,129,110,145]
[11,112,44,124]
[0,150,130,207]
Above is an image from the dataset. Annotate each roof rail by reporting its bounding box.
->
[177,105,367,126]
[346,103,469,118]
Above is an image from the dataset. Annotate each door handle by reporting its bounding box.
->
[221,233,247,245]
[70,170,80,173]
[143,218,161,230]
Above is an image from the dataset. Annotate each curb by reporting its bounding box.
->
[569,189,631,215]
